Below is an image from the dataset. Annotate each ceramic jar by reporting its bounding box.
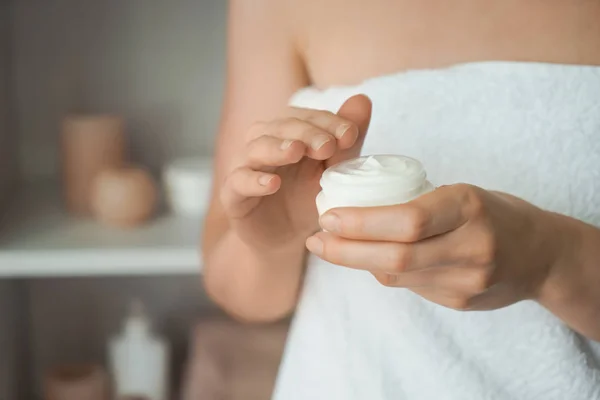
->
[61,115,125,215]
[162,157,213,217]
[91,166,158,228]
[44,364,108,400]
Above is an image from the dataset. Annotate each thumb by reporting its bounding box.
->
[326,94,372,168]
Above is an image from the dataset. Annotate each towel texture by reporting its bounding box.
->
[273,62,600,400]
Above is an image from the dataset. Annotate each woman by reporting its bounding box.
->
[202,1,600,398]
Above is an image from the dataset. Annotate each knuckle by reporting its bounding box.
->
[322,240,344,266]
[475,232,497,265]
[404,206,429,241]
[218,183,228,204]
[447,296,471,311]
[281,117,319,139]
[343,212,364,235]
[279,116,303,130]
[306,110,335,123]
[316,110,343,131]
[302,125,322,139]
[374,273,397,287]
[386,244,412,272]
[219,176,235,205]
[254,117,298,138]
[461,184,486,217]
[224,168,244,190]
[454,182,475,194]
[246,121,267,141]
[245,136,273,159]
[244,137,261,155]
[318,237,332,259]
[467,268,493,293]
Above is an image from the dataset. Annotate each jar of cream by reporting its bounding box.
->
[316,155,434,215]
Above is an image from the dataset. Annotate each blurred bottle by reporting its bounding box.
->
[109,300,169,400]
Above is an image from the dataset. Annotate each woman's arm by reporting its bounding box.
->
[537,213,600,341]
[202,0,309,322]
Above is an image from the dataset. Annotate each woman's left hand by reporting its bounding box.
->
[306,184,570,311]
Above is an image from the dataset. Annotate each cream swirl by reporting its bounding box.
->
[322,155,426,189]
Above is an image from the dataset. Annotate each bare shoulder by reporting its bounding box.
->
[228,0,292,30]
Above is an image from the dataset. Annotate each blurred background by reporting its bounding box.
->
[0,1,288,399]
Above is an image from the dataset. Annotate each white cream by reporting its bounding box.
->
[316,154,434,215]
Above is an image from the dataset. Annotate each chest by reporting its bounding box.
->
[296,0,600,88]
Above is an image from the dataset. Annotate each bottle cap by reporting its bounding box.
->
[124,299,150,336]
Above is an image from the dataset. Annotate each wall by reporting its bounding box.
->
[0,1,23,399]
[0,282,27,400]
[0,0,15,198]
[12,0,228,179]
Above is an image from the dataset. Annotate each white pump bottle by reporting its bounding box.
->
[109,300,169,400]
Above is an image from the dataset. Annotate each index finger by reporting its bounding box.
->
[285,107,359,148]
[319,185,472,242]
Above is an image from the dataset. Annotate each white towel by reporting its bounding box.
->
[274,62,600,400]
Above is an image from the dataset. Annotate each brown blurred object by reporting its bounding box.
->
[91,166,158,228]
[61,115,126,215]
[181,319,289,400]
[44,364,109,400]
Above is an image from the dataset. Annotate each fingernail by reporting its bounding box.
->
[306,236,323,255]
[311,135,331,150]
[258,174,274,186]
[280,139,294,150]
[320,213,341,232]
[336,123,351,138]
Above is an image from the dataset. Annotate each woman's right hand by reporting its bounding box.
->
[220,94,372,251]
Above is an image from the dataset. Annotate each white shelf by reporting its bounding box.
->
[0,182,203,277]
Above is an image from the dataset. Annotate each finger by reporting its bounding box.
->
[247,118,337,160]
[305,231,459,273]
[220,167,281,218]
[245,136,305,170]
[372,265,494,295]
[370,275,475,310]
[326,94,372,168]
[409,285,508,311]
[372,273,456,295]
[408,286,475,311]
[286,107,360,149]
[319,184,471,242]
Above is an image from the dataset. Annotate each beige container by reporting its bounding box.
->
[91,166,158,228]
[44,364,109,400]
[61,115,126,215]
